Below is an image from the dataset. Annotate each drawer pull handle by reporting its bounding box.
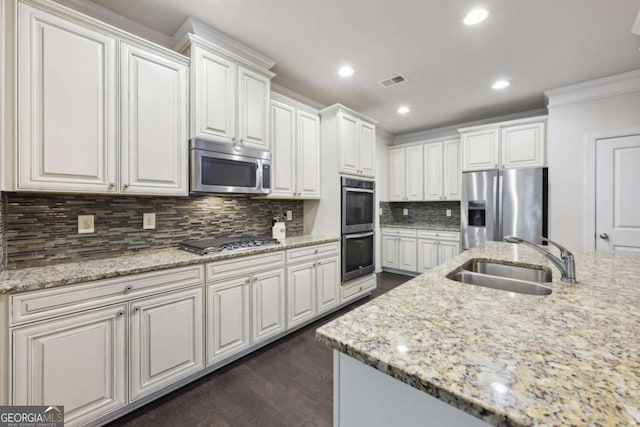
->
[124,285,132,294]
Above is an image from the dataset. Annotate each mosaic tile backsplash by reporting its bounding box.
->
[4,193,303,269]
[380,201,460,229]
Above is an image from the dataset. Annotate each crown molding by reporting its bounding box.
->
[545,69,640,108]
[172,16,276,70]
[271,83,325,111]
[376,128,394,142]
[52,0,174,47]
[633,8,640,35]
[393,108,547,145]
[319,104,378,125]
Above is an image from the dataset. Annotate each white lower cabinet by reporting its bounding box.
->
[287,261,317,328]
[381,235,399,269]
[381,229,418,272]
[206,276,251,366]
[384,228,461,274]
[12,304,127,426]
[252,269,286,344]
[417,239,439,271]
[316,256,340,314]
[129,287,204,401]
[398,238,417,272]
[439,240,461,264]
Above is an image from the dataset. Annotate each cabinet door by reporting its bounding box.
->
[501,122,546,168]
[417,239,438,271]
[129,287,204,401]
[405,145,424,200]
[206,277,250,366]
[286,261,317,328]
[13,305,126,426]
[443,139,462,200]
[120,42,188,196]
[252,268,286,344]
[316,255,340,314]
[297,110,321,198]
[359,121,376,177]
[381,235,399,268]
[439,241,460,265]
[238,65,270,149]
[461,129,499,171]
[192,45,236,143]
[423,142,443,200]
[338,112,359,174]
[388,148,406,201]
[18,3,117,192]
[398,237,417,272]
[270,100,296,197]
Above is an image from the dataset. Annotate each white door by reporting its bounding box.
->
[405,145,424,201]
[461,129,499,171]
[424,142,443,200]
[438,241,460,264]
[444,139,462,200]
[252,268,286,344]
[417,239,438,271]
[18,3,117,193]
[270,100,296,197]
[501,122,546,168]
[297,110,321,198]
[206,277,250,366]
[359,121,376,177]
[388,148,406,201]
[286,261,317,328]
[338,112,359,174]
[381,235,399,268]
[13,305,127,426]
[238,65,270,149]
[398,238,417,272]
[316,255,340,313]
[192,45,236,143]
[120,42,188,196]
[595,134,640,252]
[129,287,204,401]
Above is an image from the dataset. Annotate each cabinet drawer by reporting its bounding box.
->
[286,242,339,264]
[10,265,205,326]
[417,230,460,241]
[381,228,417,237]
[341,275,376,303]
[206,251,285,282]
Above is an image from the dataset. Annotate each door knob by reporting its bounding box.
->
[599,233,609,240]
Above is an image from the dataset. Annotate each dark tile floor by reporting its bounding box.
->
[107,272,410,427]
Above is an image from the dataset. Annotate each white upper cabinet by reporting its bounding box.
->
[389,145,423,201]
[443,139,462,200]
[423,142,443,200]
[339,112,359,174]
[388,148,406,201]
[460,116,547,171]
[268,94,320,199]
[18,3,117,193]
[359,121,376,176]
[16,1,189,195]
[238,65,270,149]
[192,45,236,143]
[120,42,189,196]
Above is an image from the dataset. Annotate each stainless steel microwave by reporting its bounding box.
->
[190,139,271,195]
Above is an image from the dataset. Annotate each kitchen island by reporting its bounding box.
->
[316,242,640,426]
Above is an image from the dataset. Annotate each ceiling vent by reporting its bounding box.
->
[379,74,408,88]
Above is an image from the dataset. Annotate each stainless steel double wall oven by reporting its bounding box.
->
[341,177,375,282]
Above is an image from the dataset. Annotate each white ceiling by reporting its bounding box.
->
[92,0,640,135]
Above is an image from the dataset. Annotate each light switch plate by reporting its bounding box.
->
[286,210,293,221]
[446,209,452,217]
[403,208,409,216]
[78,215,95,234]
[143,213,156,230]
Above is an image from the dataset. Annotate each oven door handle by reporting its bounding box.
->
[343,232,374,239]
[345,188,374,194]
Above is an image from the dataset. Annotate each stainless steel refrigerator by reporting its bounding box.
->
[461,167,548,250]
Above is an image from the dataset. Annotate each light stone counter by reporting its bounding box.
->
[0,235,339,294]
[316,241,640,426]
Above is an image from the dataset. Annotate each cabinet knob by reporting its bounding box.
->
[133,307,139,313]
[117,311,124,317]
[232,137,236,142]
[123,184,129,190]
[245,279,250,285]
[314,249,319,254]
[254,277,258,282]
[108,183,115,190]
[123,285,132,294]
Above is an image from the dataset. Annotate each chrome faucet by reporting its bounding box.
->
[504,236,578,283]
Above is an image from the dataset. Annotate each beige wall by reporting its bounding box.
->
[374,131,392,272]
[547,90,640,249]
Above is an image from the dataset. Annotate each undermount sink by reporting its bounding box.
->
[447,259,553,296]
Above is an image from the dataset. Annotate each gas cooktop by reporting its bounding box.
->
[179,236,280,255]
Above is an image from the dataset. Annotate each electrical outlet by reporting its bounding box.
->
[286,210,293,221]
[403,208,409,216]
[446,209,452,217]
[78,215,95,234]
[143,213,156,230]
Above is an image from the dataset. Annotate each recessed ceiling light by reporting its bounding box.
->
[492,79,510,90]
[463,8,489,25]
[397,106,410,114]
[338,65,354,77]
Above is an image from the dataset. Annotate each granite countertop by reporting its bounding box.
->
[316,242,640,426]
[381,223,461,232]
[0,234,339,295]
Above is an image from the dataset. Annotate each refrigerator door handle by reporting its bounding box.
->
[497,173,504,241]
[492,175,499,241]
